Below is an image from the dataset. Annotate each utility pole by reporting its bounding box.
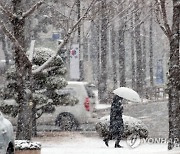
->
[149,2,154,87]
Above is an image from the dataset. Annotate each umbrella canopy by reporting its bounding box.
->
[113,87,141,103]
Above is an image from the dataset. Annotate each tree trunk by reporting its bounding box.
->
[76,0,84,81]
[12,0,32,140]
[142,24,147,97]
[111,25,118,90]
[32,102,37,137]
[118,29,126,87]
[149,2,154,87]
[90,21,100,84]
[118,0,126,87]
[168,1,180,149]
[89,3,101,86]
[99,0,108,103]
[134,2,143,96]
[130,14,136,89]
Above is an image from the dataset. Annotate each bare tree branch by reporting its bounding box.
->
[61,0,97,45]
[108,1,133,25]
[0,20,32,67]
[154,10,169,37]
[68,1,77,21]
[0,20,24,53]
[154,0,172,38]
[22,1,44,19]
[32,0,97,74]
[45,3,74,21]
[0,3,16,20]
[159,0,172,36]
[125,2,158,32]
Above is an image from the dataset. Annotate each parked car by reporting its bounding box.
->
[37,81,98,130]
[0,111,15,154]
[95,115,148,139]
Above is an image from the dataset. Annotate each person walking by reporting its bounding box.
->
[103,94,124,148]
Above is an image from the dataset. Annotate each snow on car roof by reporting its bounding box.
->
[68,81,88,85]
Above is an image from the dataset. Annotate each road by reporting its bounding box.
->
[123,101,168,138]
[32,131,178,154]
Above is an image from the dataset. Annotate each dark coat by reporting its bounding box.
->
[109,95,124,139]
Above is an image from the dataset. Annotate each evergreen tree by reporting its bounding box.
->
[1,47,77,136]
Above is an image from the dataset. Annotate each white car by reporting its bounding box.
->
[0,111,14,154]
[37,81,98,130]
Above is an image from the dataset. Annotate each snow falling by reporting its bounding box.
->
[0,0,179,153]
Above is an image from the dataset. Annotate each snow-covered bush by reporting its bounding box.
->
[95,115,148,139]
[15,140,41,150]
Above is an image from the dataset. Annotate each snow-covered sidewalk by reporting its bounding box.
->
[33,132,180,154]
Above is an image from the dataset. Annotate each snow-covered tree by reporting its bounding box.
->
[155,0,180,150]
[1,47,78,136]
[31,47,78,136]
